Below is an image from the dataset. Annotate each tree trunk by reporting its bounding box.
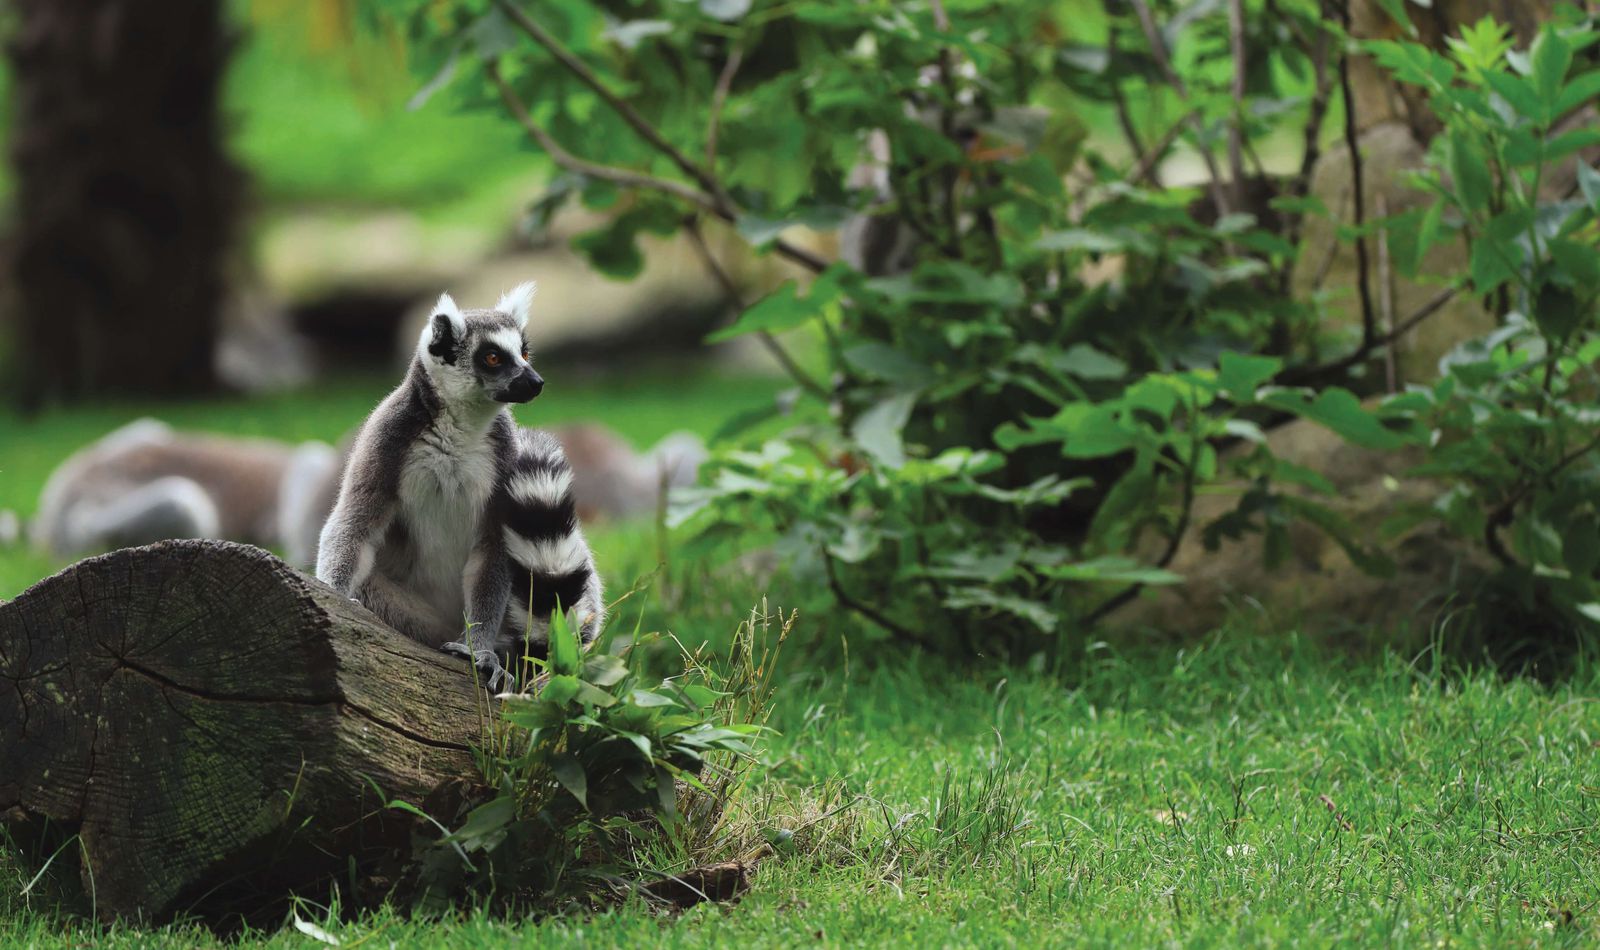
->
[0,541,486,923]
[2,0,241,408]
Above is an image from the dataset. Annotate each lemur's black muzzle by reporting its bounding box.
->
[496,369,544,403]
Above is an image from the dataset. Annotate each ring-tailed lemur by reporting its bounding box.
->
[314,283,603,689]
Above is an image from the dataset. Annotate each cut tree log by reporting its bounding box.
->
[0,540,488,923]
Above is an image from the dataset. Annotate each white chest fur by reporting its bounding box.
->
[395,415,500,618]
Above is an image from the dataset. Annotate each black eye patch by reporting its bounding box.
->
[476,346,506,368]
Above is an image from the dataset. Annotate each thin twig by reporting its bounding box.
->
[823,549,920,642]
[1107,23,1149,173]
[493,0,722,199]
[1129,0,1231,216]
[1084,401,1203,625]
[1127,107,1200,186]
[1483,429,1600,569]
[927,0,966,261]
[491,65,829,274]
[706,44,744,172]
[1279,285,1458,386]
[682,216,830,399]
[490,64,719,211]
[1280,18,1334,292]
[1332,5,1378,350]
[1375,194,1398,392]
[1226,0,1247,213]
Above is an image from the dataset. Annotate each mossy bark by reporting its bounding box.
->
[0,540,485,923]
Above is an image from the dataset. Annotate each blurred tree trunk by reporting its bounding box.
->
[2,0,240,408]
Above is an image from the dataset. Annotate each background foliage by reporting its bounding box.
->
[377,0,1600,660]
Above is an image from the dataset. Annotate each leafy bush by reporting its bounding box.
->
[400,605,784,910]
[1364,14,1600,638]
[382,0,1600,657]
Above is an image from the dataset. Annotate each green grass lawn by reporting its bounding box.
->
[6,381,1600,947]
[5,631,1600,947]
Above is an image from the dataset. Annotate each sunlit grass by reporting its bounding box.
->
[6,627,1600,946]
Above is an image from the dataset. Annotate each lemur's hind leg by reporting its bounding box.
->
[64,476,220,553]
[352,573,455,647]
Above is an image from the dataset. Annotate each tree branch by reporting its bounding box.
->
[493,0,723,200]
[1278,284,1457,386]
[705,44,744,172]
[1129,0,1232,217]
[488,15,828,275]
[682,216,830,400]
[1332,5,1378,350]
[822,549,920,642]
[1107,23,1150,176]
[490,64,721,212]
[1083,405,1202,626]
[1226,0,1247,212]
[1126,107,1200,186]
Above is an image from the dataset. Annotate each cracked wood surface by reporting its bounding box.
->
[0,540,484,922]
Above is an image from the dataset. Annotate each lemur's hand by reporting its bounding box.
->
[440,639,509,692]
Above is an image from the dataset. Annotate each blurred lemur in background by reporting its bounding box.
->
[30,418,338,567]
[315,283,603,689]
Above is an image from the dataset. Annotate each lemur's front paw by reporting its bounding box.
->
[439,640,509,691]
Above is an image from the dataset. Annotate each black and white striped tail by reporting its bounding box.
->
[500,428,604,654]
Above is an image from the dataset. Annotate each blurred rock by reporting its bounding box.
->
[393,217,821,370]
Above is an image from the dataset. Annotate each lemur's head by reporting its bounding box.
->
[417,282,544,408]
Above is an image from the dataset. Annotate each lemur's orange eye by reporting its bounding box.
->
[484,351,501,367]
[521,349,530,361]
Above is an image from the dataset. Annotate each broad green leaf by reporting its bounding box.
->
[1044,556,1183,585]
[1531,27,1573,107]
[1260,387,1413,450]
[582,653,629,687]
[540,674,581,705]
[629,689,681,708]
[1088,453,1155,549]
[1549,238,1600,287]
[1555,70,1600,117]
[942,587,1058,632]
[1483,70,1542,123]
[852,390,919,469]
[1564,521,1600,577]
[1533,283,1583,340]
[550,755,589,809]
[1545,127,1600,162]
[707,278,840,343]
[1578,162,1600,212]
[1449,134,1492,211]
[603,19,673,50]
[1469,238,1516,294]
[1056,404,1137,459]
[1057,343,1129,380]
[449,795,516,852]
[574,679,619,708]
[1277,496,1395,577]
[843,343,936,388]
[547,609,581,677]
[1370,0,1415,34]
[1217,351,1282,399]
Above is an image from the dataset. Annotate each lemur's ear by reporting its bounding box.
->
[421,292,467,362]
[496,281,536,331]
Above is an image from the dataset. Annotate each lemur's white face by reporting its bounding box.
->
[419,284,542,409]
